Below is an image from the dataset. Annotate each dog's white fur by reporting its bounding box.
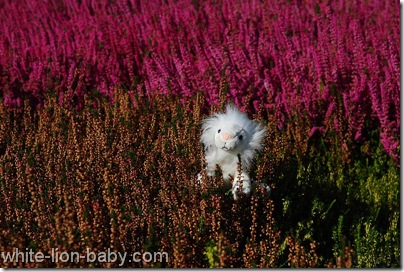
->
[200,104,267,199]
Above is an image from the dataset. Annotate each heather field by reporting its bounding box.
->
[0,0,400,268]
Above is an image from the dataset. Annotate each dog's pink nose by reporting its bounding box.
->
[221,132,234,141]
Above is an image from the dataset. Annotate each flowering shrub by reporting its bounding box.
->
[0,91,399,267]
[0,0,400,267]
[0,0,399,161]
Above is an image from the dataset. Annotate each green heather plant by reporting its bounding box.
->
[0,90,399,268]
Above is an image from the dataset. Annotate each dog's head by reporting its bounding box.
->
[201,105,266,161]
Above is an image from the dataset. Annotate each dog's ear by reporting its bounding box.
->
[250,122,266,151]
[201,115,217,148]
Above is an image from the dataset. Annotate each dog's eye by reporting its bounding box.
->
[218,129,221,133]
[238,135,243,140]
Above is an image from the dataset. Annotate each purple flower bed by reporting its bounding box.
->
[0,0,399,160]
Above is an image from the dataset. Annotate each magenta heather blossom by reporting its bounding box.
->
[0,0,399,161]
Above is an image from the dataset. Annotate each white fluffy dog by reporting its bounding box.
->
[199,104,269,199]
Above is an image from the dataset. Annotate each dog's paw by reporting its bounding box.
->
[196,172,205,186]
[232,180,251,200]
[258,182,271,197]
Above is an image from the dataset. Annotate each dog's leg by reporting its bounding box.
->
[232,171,252,200]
